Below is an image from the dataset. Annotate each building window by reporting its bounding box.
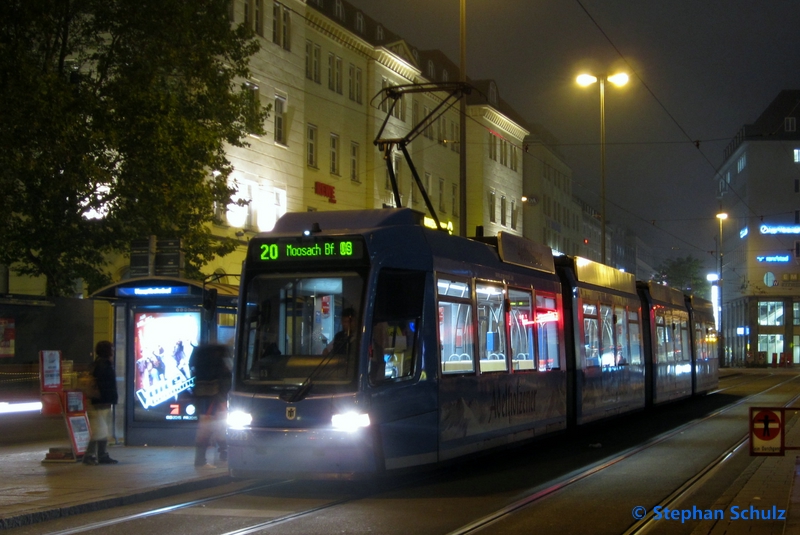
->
[274,96,286,145]
[244,82,260,133]
[500,139,508,166]
[305,41,320,80]
[334,0,344,20]
[328,54,342,94]
[348,64,355,100]
[328,54,335,91]
[254,0,264,36]
[330,133,339,175]
[510,145,518,171]
[500,195,507,226]
[356,12,364,33]
[794,149,800,163]
[758,301,784,326]
[442,69,449,82]
[488,133,497,161]
[450,121,458,152]
[786,117,797,132]
[423,106,432,139]
[511,200,517,230]
[737,153,747,173]
[355,67,362,103]
[424,172,431,197]
[272,2,290,51]
[427,60,435,80]
[244,0,252,28]
[350,142,359,182]
[376,25,384,41]
[489,190,496,222]
[439,178,446,212]
[451,183,458,216]
[307,124,317,167]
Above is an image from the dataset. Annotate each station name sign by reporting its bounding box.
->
[250,236,366,264]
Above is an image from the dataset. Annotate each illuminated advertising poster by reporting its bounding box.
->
[133,311,201,423]
[0,318,14,357]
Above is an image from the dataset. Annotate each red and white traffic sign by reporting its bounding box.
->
[750,407,784,456]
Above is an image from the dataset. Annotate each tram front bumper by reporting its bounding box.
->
[227,426,379,479]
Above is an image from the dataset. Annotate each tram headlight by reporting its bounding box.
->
[331,411,370,432]
[228,410,253,429]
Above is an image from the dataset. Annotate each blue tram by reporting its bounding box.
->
[226,208,717,479]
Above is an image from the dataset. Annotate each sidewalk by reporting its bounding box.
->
[0,442,230,530]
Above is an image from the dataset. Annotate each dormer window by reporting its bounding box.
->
[412,49,419,64]
[376,25,384,41]
[427,60,435,80]
[489,81,498,107]
[787,117,797,133]
[334,0,344,21]
[356,12,364,33]
[442,69,448,82]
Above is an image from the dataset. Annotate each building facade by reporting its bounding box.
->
[718,90,800,366]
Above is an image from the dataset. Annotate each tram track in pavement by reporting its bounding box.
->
[31,372,796,535]
[443,373,800,535]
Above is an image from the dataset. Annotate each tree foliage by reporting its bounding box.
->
[0,0,268,296]
[653,255,712,299]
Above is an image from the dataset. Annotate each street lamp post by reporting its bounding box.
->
[717,212,728,366]
[458,0,467,237]
[577,73,628,265]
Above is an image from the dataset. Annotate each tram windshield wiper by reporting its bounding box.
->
[279,380,313,402]
[278,351,341,402]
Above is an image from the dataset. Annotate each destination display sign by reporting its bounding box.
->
[250,236,366,264]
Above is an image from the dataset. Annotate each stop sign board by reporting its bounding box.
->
[750,407,784,456]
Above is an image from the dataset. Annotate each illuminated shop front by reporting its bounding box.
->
[91,277,238,446]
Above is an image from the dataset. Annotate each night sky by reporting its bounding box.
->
[344,0,800,269]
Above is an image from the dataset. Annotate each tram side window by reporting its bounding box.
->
[628,309,643,365]
[438,277,474,374]
[370,269,425,385]
[600,305,614,367]
[655,313,675,363]
[477,282,507,373]
[678,319,690,362]
[509,289,534,371]
[536,293,560,370]
[583,303,600,368]
[615,306,629,366]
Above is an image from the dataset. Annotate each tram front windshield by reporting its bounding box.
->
[239,272,364,396]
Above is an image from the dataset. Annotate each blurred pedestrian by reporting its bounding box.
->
[84,340,118,465]
[190,343,231,468]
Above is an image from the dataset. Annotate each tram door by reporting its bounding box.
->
[368,269,436,470]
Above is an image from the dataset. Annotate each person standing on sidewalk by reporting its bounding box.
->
[190,343,231,468]
[84,341,119,465]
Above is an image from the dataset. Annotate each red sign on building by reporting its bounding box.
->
[314,182,337,203]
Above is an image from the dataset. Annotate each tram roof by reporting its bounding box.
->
[271,208,421,234]
[638,280,687,307]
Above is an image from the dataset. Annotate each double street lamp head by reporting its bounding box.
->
[576,73,629,87]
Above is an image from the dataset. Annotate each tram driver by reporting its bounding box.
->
[323,307,357,358]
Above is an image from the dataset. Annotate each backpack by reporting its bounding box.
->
[77,371,100,400]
